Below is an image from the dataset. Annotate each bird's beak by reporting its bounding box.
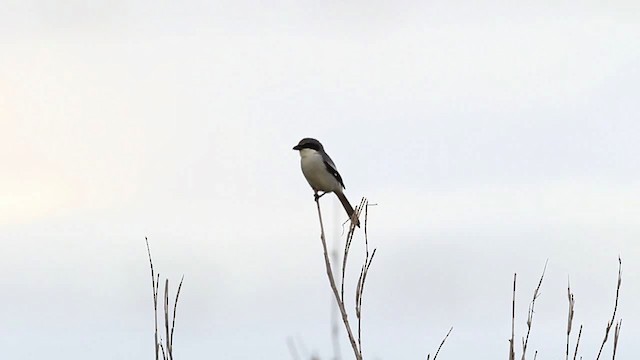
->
[292,145,302,150]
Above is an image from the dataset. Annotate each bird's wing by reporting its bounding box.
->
[321,151,346,189]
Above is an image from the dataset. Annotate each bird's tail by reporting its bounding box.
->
[336,191,360,228]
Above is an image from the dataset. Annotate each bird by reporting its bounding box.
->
[293,138,360,227]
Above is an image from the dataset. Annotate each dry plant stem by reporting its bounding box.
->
[331,251,342,360]
[566,280,575,360]
[340,224,355,301]
[315,196,362,360]
[355,255,375,352]
[612,320,622,360]
[595,257,623,360]
[429,327,453,360]
[340,198,364,302]
[164,279,171,359]
[162,277,185,360]
[522,261,547,360]
[331,209,343,360]
[572,325,582,360]
[146,238,184,360]
[509,273,516,360]
[170,276,184,353]
[146,237,161,360]
[159,343,167,360]
[356,200,375,355]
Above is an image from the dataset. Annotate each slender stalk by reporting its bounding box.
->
[169,276,184,357]
[164,279,171,360]
[509,274,516,360]
[522,261,547,360]
[355,198,372,355]
[612,320,622,360]
[595,257,623,360]
[315,196,362,360]
[566,279,575,360]
[430,327,453,360]
[572,325,582,360]
[145,237,160,360]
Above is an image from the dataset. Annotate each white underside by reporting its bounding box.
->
[299,148,342,193]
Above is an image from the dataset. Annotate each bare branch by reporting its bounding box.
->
[522,261,547,360]
[612,319,622,360]
[145,238,184,360]
[596,257,623,360]
[159,340,167,360]
[315,195,362,360]
[572,325,582,360]
[427,327,453,360]
[164,279,171,360]
[340,198,366,302]
[169,275,184,353]
[566,278,575,360]
[146,238,160,360]
[355,200,376,355]
[509,273,516,360]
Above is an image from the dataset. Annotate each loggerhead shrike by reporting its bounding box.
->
[293,138,360,227]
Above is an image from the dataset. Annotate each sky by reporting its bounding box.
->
[1,1,639,359]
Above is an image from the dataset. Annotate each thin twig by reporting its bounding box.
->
[522,261,547,360]
[341,198,366,302]
[340,228,353,301]
[164,279,171,360]
[331,238,342,360]
[159,341,167,360]
[566,278,575,360]
[146,237,160,360]
[595,257,623,360]
[355,250,375,354]
[356,200,375,355]
[169,275,184,355]
[315,195,362,360]
[428,327,453,360]
[509,274,516,360]
[612,320,622,360]
[146,238,183,360]
[572,325,582,360]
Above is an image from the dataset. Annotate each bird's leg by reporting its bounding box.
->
[314,191,328,201]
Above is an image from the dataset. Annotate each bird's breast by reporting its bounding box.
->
[299,150,341,192]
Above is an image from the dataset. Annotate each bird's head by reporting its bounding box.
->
[292,138,324,152]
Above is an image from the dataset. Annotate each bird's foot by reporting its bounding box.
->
[314,191,328,201]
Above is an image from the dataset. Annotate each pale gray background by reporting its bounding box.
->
[1,1,639,359]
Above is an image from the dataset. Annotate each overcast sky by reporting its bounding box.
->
[1,1,639,359]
